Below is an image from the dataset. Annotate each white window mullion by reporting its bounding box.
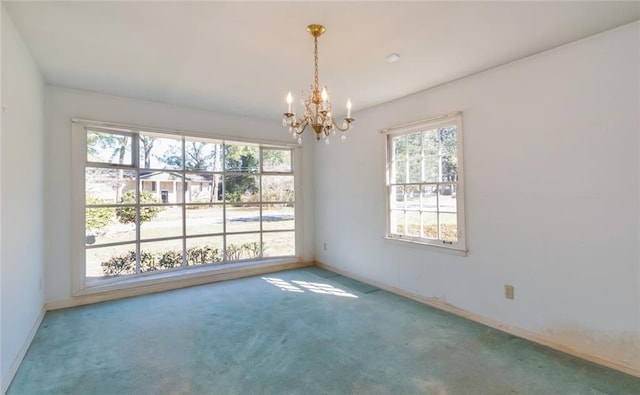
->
[420,131,425,239]
[436,183,441,240]
[258,147,263,258]
[404,135,410,187]
[181,136,187,268]
[438,130,443,185]
[133,133,141,275]
[221,143,228,263]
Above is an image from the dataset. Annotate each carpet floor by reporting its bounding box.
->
[8,267,640,394]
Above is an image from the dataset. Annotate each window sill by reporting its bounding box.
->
[384,236,467,256]
[74,257,305,298]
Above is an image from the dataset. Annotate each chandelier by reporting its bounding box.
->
[282,24,354,144]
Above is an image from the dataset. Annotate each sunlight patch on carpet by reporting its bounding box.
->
[262,277,358,298]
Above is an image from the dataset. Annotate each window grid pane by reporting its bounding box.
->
[87,130,133,165]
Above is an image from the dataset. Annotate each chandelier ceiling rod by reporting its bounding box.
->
[310,24,322,96]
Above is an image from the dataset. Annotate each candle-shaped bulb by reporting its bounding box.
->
[346,98,352,119]
[321,87,328,102]
[286,92,293,113]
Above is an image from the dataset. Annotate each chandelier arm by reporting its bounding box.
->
[296,119,309,135]
[332,118,355,132]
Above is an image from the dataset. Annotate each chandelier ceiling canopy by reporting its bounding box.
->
[282,24,354,145]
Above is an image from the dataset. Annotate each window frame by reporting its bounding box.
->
[383,112,467,254]
[72,119,303,295]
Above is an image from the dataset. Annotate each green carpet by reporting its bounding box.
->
[8,268,640,394]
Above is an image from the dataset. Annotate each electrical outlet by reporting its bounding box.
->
[323,242,327,251]
[504,284,514,300]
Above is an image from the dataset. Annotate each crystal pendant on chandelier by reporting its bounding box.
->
[282,24,354,144]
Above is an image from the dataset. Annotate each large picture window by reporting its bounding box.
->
[384,112,466,252]
[77,121,298,288]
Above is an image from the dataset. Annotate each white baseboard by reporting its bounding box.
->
[1,307,46,395]
[315,261,640,379]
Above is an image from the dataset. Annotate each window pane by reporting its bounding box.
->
[406,185,420,209]
[440,126,458,182]
[86,243,137,279]
[438,184,457,213]
[422,129,439,156]
[406,211,421,237]
[225,144,259,172]
[423,155,439,182]
[86,207,135,246]
[263,231,295,257]
[86,168,136,204]
[139,239,183,273]
[224,175,259,202]
[408,160,422,183]
[184,139,223,171]
[139,172,183,204]
[407,132,421,158]
[226,204,260,233]
[87,131,133,165]
[422,212,438,239]
[390,186,404,210]
[390,210,404,235]
[139,205,182,240]
[140,134,183,170]
[421,185,438,211]
[441,156,458,182]
[226,233,261,261]
[392,135,407,162]
[440,126,457,156]
[262,175,294,202]
[262,205,295,231]
[185,174,221,203]
[111,190,165,231]
[393,160,406,183]
[186,236,223,266]
[439,213,458,242]
[186,204,223,236]
[138,135,155,168]
[263,149,292,172]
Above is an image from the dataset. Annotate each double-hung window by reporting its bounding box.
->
[74,120,299,290]
[384,112,466,253]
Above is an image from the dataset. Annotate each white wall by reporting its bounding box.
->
[315,22,640,371]
[44,86,315,304]
[0,6,45,390]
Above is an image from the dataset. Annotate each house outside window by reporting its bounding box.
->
[384,112,466,253]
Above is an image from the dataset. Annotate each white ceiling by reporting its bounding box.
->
[4,1,640,121]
